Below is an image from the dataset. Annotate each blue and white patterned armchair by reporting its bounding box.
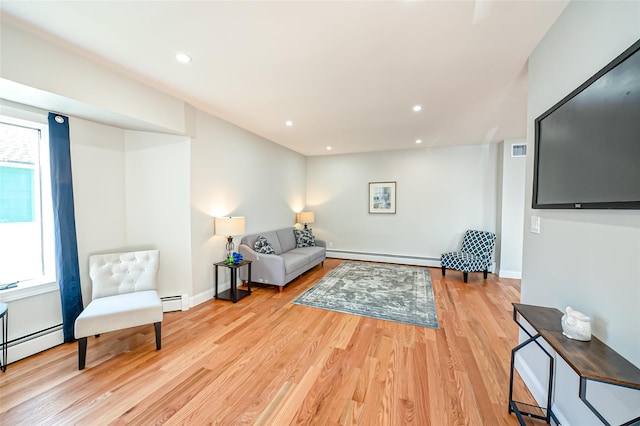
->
[441,230,496,283]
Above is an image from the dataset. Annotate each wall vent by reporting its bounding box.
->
[511,144,527,157]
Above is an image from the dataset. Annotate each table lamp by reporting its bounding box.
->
[214,216,246,259]
[296,211,314,230]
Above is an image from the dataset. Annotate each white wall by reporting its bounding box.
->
[75,123,195,304]
[522,2,640,424]
[189,111,307,303]
[124,131,192,298]
[307,145,499,265]
[497,139,525,278]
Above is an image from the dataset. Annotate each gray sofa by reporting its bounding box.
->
[238,227,326,291]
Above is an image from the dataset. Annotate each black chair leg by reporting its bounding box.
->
[441,266,446,276]
[154,322,161,350]
[463,272,468,283]
[483,269,488,279]
[78,337,87,370]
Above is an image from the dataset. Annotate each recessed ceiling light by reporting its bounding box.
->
[175,52,192,63]
[326,146,332,151]
[285,120,293,127]
[413,105,422,112]
[416,139,422,144]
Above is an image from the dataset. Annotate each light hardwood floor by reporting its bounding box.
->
[0,259,539,425]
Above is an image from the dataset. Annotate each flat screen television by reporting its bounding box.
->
[533,38,640,209]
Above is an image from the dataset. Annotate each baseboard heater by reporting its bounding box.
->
[326,249,441,267]
[161,294,189,312]
[7,324,64,365]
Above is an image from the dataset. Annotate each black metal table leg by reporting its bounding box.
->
[247,262,251,294]
[508,308,555,424]
[0,302,8,372]
[231,268,237,302]
[214,264,219,299]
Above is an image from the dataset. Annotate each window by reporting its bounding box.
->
[0,115,55,287]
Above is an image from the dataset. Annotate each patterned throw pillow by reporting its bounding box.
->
[253,236,275,254]
[294,228,316,247]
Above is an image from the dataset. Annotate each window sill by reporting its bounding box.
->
[0,279,59,302]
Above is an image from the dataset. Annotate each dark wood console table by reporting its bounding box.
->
[508,303,640,425]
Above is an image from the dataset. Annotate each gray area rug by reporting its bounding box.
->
[293,261,439,329]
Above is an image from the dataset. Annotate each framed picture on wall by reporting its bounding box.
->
[369,181,396,214]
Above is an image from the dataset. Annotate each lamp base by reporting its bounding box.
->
[226,236,234,260]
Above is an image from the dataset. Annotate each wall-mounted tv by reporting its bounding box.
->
[533,38,640,210]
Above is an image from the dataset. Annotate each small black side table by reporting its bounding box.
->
[0,302,8,372]
[214,260,252,303]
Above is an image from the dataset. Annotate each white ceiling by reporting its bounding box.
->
[0,1,568,156]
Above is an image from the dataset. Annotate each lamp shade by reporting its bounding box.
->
[296,211,314,224]
[214,216,245,236]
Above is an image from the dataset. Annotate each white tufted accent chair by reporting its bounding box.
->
[74,249,163,370]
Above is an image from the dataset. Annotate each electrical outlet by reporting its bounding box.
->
[328,241,334,248]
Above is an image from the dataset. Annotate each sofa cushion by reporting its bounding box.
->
[276,228,297,252]
[254,236,275,255]
[242,230,283,254]
[288,246,326,265]
[294,228,316,247]
[280,252,309,274]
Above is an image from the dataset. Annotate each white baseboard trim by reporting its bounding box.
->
[190,288,213,308]
[8,326,64,364]
[499,269,522,279]
[191,278,234,308]
[326,251,499,276]
[552,406,570,426]
[327,250,440,267]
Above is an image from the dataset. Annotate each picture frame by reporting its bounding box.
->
[369,181,396,214]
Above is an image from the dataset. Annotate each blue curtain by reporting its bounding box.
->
[48,113,83,343]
